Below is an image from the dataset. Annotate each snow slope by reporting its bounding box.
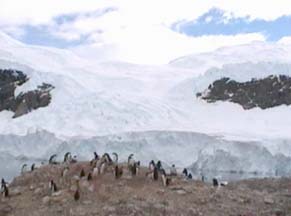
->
[1,32,291,179]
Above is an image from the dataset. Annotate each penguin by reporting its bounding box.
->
[213,178,219,187]
[115,165,123,179]
[49,154,58,165]
[201,175,205,182]
[31,163,36,172]
[156,161,162,171]
[80,169,86,178]
[94,152,99,160]
[61,166,69,178]
[21,164,28,174]
[71,155,78,163]
[74,180,80,201]
[160,169,171,187]
[112,152,118,164]
[130,162,137,176]
[103,153,113,164]
[149,160,155,171]
[187,173,193,180]
[2,184,9,198]
[135,161,141,175]
[170,164,177,176]
[153,166,159,181]
[1,178,7,191]
[87,172,92,181]
[92,166,98,177]
[100,161,107,174]
[63,152,72,163]
[182,168,188,177]
[128,154,134,167]
[49,180,58,193]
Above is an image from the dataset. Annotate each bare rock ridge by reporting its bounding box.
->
[0,69,54,118]
[197,75,291,109]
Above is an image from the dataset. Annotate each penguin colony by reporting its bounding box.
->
[1,152,226,201]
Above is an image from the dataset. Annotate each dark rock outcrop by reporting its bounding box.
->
[197,75,291,109]
[0,69,54,118]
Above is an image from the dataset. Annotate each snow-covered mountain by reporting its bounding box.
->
[1,32,291,179]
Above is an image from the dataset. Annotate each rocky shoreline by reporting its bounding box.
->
[1,161,291,216]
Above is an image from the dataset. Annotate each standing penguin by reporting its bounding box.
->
[74,180,80,201]
[112,152,118,164]
[21,164,28,174]
[94,152,99,160]
[115,165,123,179]
[213,178,219,187]
[170,164,177,176]
[160,169,171,187]
[1,178,9,197]
[31,163,36,171]
[80,169,86,178]
[87,172,92,181]
[1,184,9,198]
[149,160,155,171]
[49,180,58,194]
[153,166,159,181]
[182,168,188,177]
[156,161,162,171]
[49,154,58,165]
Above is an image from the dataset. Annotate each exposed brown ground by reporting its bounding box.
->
[1,162,291,216]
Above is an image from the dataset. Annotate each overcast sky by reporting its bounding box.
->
[1,0,291,64]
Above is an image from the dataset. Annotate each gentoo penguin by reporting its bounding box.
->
[1,178,8,197]
[103,153,113,164]
[187,173,193,180]
[112,152,118,164]
[21,164,28,174]
[74,180,80,201]
[63,152,72,163]
[201,175,205,182]
[49,154,57,165]
[71,155,78,163]
[149,160,155,171]
[31,163,36,171]
[100,161,107,174]
[160,169,171,187]
[49,180,58,193]
[128,154,134,167]
[80,169,86,178]
[170,164,177,176]
[156,161,162,171]
[182,168,188,177]
[153,166,159,181]
[1,184,9,198]
[213,178,219,187]
[94,152,99,160]
[115,165,123,179]
[87,172,92,181]
[130,162,138,176]
[1,178,7,191]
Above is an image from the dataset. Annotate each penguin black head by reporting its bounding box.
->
[94,152,99,160]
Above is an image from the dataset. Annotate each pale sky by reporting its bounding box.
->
[1,0,291,64]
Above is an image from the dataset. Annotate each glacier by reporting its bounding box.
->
[1,31,291,181]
